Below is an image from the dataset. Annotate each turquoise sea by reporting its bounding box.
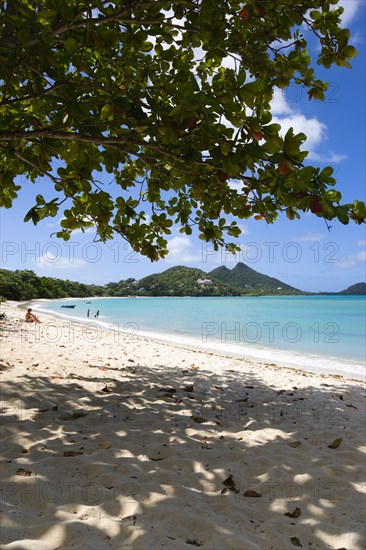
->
[35,296,366,380]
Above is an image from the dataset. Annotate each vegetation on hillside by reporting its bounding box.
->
[137,266,241,296]
[209,263,302,295]
[326,282,366,295]
[1,267,364,302]
[0,269,103,301]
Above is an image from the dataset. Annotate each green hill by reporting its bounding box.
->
[0,269,104,301]
[321,282,366,296]
[2,267,364,301]
[337,282,366,295]
[209,262,303,295]
[136,266,240,296]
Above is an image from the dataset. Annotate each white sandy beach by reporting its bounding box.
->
[0,300,365,550]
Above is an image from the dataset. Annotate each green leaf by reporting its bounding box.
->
[342,46,357,60]
[64,38,79,55]
[239,81,267,109]
[319,166,334,181]
[310,10,321,20]
[284,129,301,159]
[141,41,153,52]
[220,143,231,156]
[300,166,314,183]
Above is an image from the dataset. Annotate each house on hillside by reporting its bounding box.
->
[197,278,213,286]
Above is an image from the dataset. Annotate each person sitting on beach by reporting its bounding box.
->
[25,308,41,323]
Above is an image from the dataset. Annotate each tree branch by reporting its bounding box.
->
[14,151,60,185]
[1,80,68,105]
[25,13,184,48]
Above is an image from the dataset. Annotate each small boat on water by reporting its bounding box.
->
[83,301,91,304]
[61,305,76,309]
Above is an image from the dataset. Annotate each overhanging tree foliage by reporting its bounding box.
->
[0,0,365,260]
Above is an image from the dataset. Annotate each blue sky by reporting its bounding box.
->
[1,0,365,292]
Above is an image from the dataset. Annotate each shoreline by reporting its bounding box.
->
[29,298,366,382]
[11,301,360,384]
[0,300,365,549]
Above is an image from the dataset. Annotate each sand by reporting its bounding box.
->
[0,300,365,550]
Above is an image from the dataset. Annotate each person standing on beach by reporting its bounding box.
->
[95,310,100,318]
[87,309,90,318]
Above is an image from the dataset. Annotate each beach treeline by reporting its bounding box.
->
[1,268,364,302]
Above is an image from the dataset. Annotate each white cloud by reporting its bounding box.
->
[338,0,361,26]
[356,240,366,247]
[336,251,366,269]
[228,179,244,192]
[72,226,96,235]
[308,151,348,163]
[165,236,202,263]
[270,88,294,116]
[34,252,86,269]
[296,232,325,242]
